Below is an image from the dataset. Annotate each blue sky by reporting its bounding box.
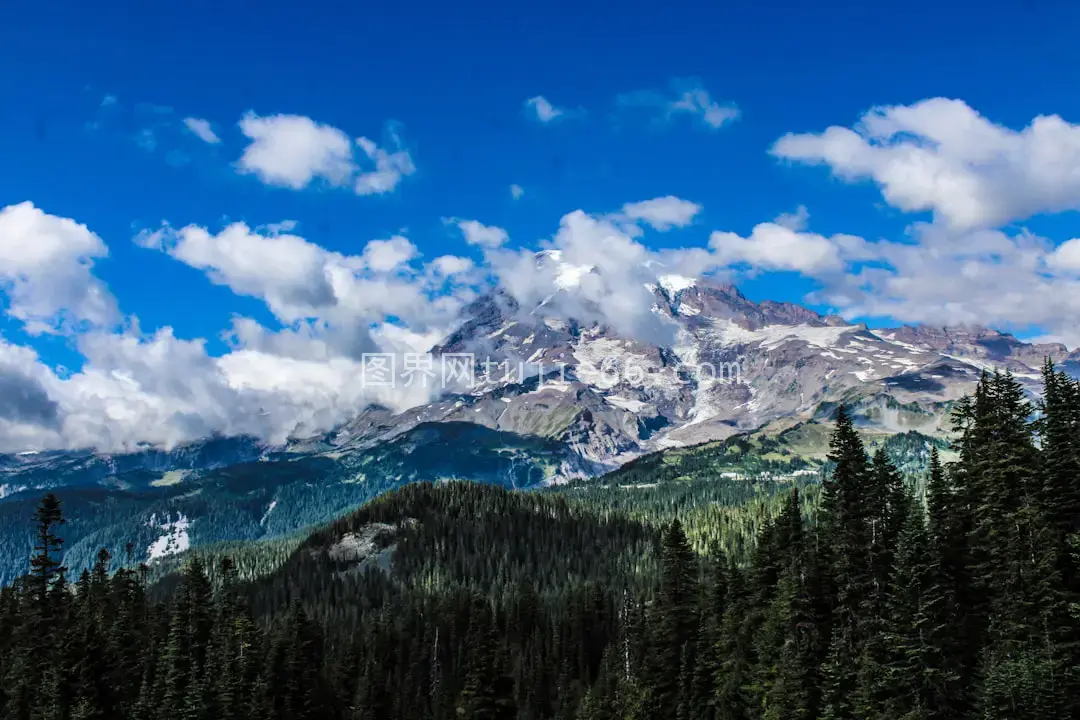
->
[2,0,1080,450]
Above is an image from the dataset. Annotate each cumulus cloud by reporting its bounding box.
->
[489,207,687,344]
[618,79,739,130]
[510,184,525,200]
[772,98,1080,230]
[1047,238,1080,271]
[441,196,711,346]
[450,219,509,248]
[809,224,1080,338]
[709,222,858,274]
[138,221,458,335]
[620,196,702,231]
[0,203,486,452]
[183,117,221,144]
[0,202,118,333]
[236,112,415,194]
[0,353,58,429]
[431,255,474,276]
[136,221,339,321]
[699,214,1080,347]
[362,236,418,272]
[237,112,355,189]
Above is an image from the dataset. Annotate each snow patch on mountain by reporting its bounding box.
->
[260,500,278,526]
[538,249,596,290]
[487,321,518,339]
[0,484,26,500]
[543,317,567,331]
[659,274,696,294]
[605,396,649,413]
[572,337,673,390]
[146,513,191,561]
[872,331,939,358]
[707,320,856,350]
[677,303,701,317]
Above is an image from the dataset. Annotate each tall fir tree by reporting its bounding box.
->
[645,518,699,717]
[761,491,827,720]
[819,405,873,720]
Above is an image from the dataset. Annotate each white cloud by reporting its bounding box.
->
[669,86,740,129]
[431,255,474,276]
[775,205,810,231]
[618,79,739,130]
[237,112,355,189]
[806,224,1080,341]
[524,96,567,123]
[490,209,678,344]
[137,221,338,322]
[451,219,509,248]
[0,202,118,333]
[772,98,1080,230]
[697,213,1080,347]
[620,196,702,231]
[510,184,525,200]
[236,112,415,194]
[709,222,851,275]
[183,117,221,144]
[0,206,484,451]
[1047,238,1080,271]
[138,221,464,336]
[354,135,416,195]
[362,236,417,272]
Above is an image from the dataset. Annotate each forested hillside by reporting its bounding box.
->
[1,365,1078,719]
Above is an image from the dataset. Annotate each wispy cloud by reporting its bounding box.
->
[524,96,564,123]
[183,117,221,144]
[446,218,509,248]
[617,78,739,130]
[524,95,585,124]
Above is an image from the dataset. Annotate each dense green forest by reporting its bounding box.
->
[1,364,1079,719]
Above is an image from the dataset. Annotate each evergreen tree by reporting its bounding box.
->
[1037,360,1080,538]
[30,493,66,606]
[645,518,699,717]
[689,545,727,719]
[876,503,953,718]
[760,492,826,720]
[713,561,752,720]
[819,405,872,720]
[455,597,517,719]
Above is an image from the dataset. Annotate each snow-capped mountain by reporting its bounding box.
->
[289,273,1069,476]
[0,270,1072,579]
[4,273,1068,489]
